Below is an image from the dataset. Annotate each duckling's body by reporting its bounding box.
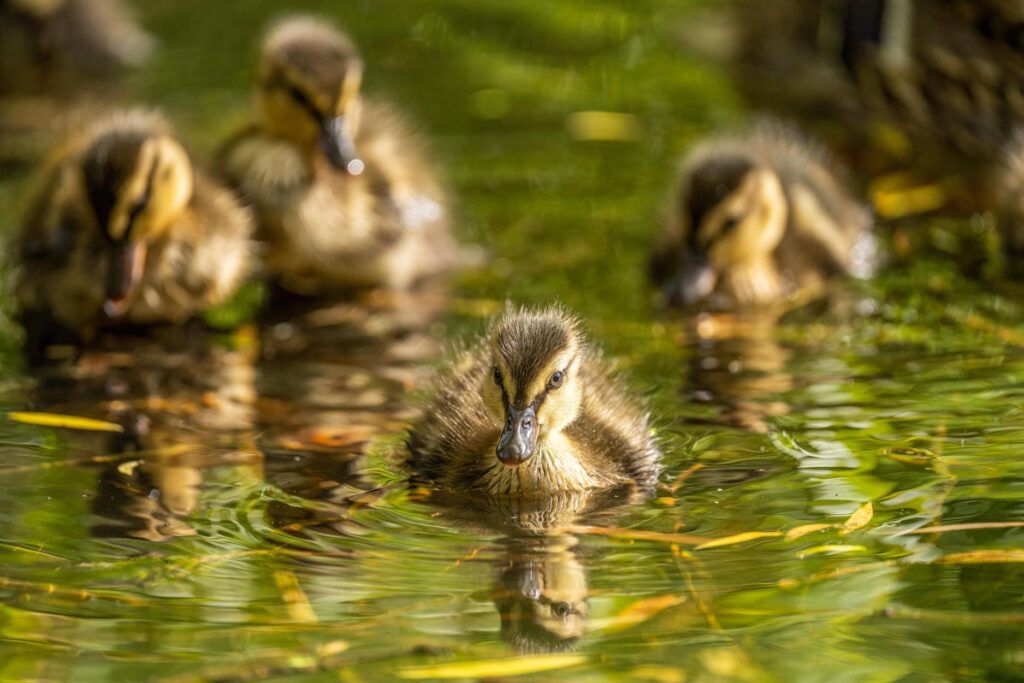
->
[14,110,253,352]
[651,122,874,310]
[219,17,455,293]
[407,307,660,497]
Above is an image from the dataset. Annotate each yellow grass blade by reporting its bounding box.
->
[695,531,783,550]
[937,550,1024,565]
[7,411,123,433]
[784,524,833,541]
[398,654,586,679]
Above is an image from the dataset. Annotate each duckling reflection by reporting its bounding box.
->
[27,334,260,541]
[407,306,661,497]
[685,313,793,434]
[259,292,444,530]
[494,533,588,653]
[651,121,874,311]
[219,16,456,294]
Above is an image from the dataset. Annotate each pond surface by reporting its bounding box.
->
[2,1,1024,681]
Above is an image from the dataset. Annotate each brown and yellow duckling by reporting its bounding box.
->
[219,16,456,294]
[651,122,875,310]
[406,306,661,497]
[14,109,254,357]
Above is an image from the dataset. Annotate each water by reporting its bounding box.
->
[2,1,1024,680]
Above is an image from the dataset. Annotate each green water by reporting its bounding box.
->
[2,1,1024,681]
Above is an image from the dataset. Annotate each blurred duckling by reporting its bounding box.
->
[14,110,254,357]
[407,306,661,497]
[0,0,153,95]
[219,16,456,294]
[651,122,875,310]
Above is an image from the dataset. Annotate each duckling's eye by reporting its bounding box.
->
[552,601,572,618]
[548,370,564,389]
[720,215,740,235]
[493,366,503,386]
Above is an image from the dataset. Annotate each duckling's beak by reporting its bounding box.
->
[104,240,147,319]
[677,253,717,306]
[497,404,537,466]
[319,116,364,175]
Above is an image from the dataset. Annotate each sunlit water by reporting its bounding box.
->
[2,2,1024,681]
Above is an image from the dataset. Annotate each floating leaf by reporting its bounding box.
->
[600,594,685,633]
[798,544,866,558]
[398,654,586,679]
[569,525,709,546]
[566,111,640,141]
[695,531,783,550]
[785,524,833,541]
[116,460,142,476]
[7,411,123,433]
[898,521,1024,535]
[937,550,1024,565]
[840,502,873,534]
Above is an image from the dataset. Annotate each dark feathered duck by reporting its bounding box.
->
[407,306,661,497]
[651,122,875,310]
[13,110,253,354]
[219,16,456,293]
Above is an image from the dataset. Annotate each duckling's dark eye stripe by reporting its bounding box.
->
[283,81,324,122]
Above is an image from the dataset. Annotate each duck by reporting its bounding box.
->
[0,0,153,95]
[218,16,456,294]
[406,306,661,497]
[650,121,876,310]
[13,109,254,359]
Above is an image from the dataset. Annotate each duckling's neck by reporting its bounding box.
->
[480,430,622,496]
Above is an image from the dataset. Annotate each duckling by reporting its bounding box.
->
[406,306,661,497]
[219,16,456,294]
[650,122,875,310]
[13,110,254,357]
[0,0,153,95]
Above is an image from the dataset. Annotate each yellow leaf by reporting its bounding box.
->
[7,411,123,433]
[840,502,873,534]
[566,111,640,142]
[938,550,1024,565]
[798,544,866,558]
[397,654,586,679]
[600,594,684,633]
[785,524,833,541]
[695,531,783,550]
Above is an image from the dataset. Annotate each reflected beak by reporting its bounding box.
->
[104,240,147,319]
[319,116,363,175]
[675,253,717,306]
[496,404,537,466]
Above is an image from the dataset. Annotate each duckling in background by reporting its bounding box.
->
[14,110,254,359]
[651,122,875,310]
[997,132,1024,261]
[219,16,456,294]
[0,0,152,94]
[406,306,661,497]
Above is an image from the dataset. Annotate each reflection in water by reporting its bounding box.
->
[494,533,588,653]
[259,291,445,529]
[28,330,260,541]
[420,487,642,653]
[685,312,792,433]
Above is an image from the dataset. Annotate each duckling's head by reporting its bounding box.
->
[257,17,365,175]
[482,308,585,467]
[81,123,193,317]
[672,153,788,306]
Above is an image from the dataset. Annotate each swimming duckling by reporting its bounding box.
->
[406,306,661,497]
[219,16,456,294]
[14,110,254,356]
[0,0,152,95]
[651,122,875,310]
